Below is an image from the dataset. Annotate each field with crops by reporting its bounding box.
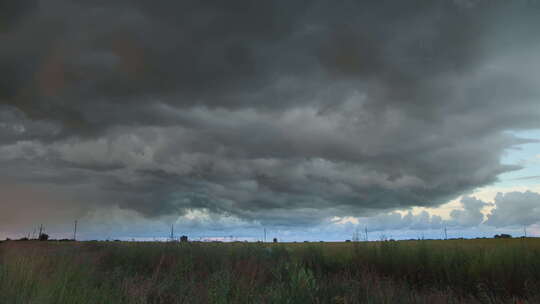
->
[1,238,540,303]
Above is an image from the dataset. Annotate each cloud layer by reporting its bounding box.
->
[331,191,540,236]
[1,1,540,234]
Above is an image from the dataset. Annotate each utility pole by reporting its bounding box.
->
[73,220,78,241]
[353,227,359,242]
[444,225,448,240]
[524,225,527,238]
[39,224,43,238]
[364,226,368,242]
[264,228,267,243]
[170,224,174,241]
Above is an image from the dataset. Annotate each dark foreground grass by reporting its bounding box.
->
[1,238,539,303]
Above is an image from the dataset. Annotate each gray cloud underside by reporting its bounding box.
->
[486,191,540,227]
[1,0,540,228]
[363,191,540,232]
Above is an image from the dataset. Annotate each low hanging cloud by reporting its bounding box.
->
[447,196,491,228]
[1,1,540,234]
[340,191,540,233]
[360,211,443,232]
[486,191,540,227]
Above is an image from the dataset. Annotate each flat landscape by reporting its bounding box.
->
[1,238,540,304]
[3,1,540,303]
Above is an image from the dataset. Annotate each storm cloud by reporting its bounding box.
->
[1,0,540,233]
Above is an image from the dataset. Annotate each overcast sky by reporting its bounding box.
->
[1,0,540,241]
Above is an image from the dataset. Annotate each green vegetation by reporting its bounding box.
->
[1,238,540,303]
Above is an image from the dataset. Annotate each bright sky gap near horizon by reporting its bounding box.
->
[1,0,540,241]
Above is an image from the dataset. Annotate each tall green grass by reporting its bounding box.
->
[1,239,539,303]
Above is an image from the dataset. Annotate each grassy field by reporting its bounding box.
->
[1,238,540,303]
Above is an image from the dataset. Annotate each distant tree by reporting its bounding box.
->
[273,238,278,243]
[180,235,188,242]
[39,233,49,241]
[494,234,512,239]
[345,239,351,242]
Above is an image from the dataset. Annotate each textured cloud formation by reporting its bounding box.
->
[348,195,487,232]
[447,196,491,228]
[2,0,540,234]
[486,191,540,227]
[361,211,443,232]
[358,191,540,231]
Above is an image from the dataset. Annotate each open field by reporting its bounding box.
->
[1,238,540,304]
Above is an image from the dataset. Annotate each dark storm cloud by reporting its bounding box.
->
[1,0,540,229]
[0,1,38,35]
